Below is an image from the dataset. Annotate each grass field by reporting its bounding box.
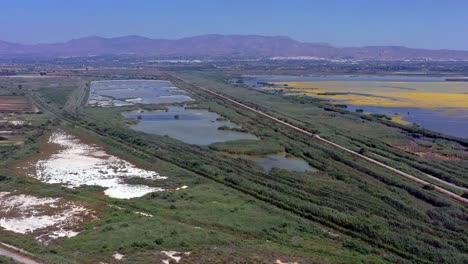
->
[209,139,284,155]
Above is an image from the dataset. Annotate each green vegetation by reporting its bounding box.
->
[1,125,369,263]
[217,125,249,133]
[0,256,18,264]
[38,82,78,107]
[209,139,283,155]
[1,72,467,263]
[333,104,348,108]
[39,87,73,107]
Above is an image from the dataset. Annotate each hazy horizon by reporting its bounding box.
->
[3,33,468,51]
[1,0,468,50]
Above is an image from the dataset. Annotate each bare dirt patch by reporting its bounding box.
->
[395,141,462,161]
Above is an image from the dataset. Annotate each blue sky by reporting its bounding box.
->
[1,0,467,49]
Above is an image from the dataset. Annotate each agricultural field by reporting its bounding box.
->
[0,71,467,264]
[0,85,50,160]
[0,96,38,113]
[243,75,468,138]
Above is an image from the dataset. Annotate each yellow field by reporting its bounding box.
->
[270,81,468,109]
[390,114,410,125]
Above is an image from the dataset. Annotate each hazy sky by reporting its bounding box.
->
[1,0,467,50]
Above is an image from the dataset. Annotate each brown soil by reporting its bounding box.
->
[395,141,461,161]
[10,132,63,178]
[0,96,36,113]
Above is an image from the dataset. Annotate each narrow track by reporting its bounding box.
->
[0,243,38,264]
[172,76,468,205]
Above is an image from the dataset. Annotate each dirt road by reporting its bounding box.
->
[0,244,39,264]
[173,76,468,205]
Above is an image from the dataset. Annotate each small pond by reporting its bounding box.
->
[235,153,315,173]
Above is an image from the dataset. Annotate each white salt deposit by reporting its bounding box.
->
[135,211,153,217]
[9,120,25,126]
[113,252,125,260]
[161,251,190,264]
[276,260,299,264]
[32,131,166,199]
[48,229,80,239]
[109,205,153,217]
[125,98,143,103]
[0,192,94,243]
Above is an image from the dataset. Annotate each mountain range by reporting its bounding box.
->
[1,34,468,61]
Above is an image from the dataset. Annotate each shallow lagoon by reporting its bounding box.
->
[88,80,194,107]
[347,105,468,138]
[243,74,446,87]
[123,107,258,145]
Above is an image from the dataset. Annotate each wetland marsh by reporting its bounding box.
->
[244,75,468,138]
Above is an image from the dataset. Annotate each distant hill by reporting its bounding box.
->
[1,34,468,60]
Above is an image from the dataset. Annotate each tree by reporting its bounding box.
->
[358,148,366,155]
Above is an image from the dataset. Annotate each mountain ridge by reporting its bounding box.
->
[1,34,468,60]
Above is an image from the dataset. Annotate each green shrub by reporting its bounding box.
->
[343,239,370,254]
